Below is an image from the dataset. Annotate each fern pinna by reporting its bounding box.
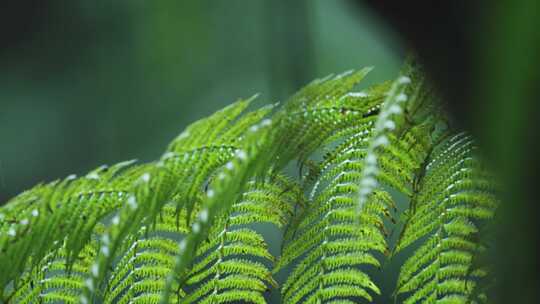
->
[0,62,497,303]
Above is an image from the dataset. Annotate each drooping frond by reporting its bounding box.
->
[0,160,140,291]
[273,69,443,303]
[353,74,412,211]
[277,185,391,303]
[0,63,498,304]
[100,174,299,304]
[158,114,278,303]
[83,98,276,303]
[158,68,381,303]
[180,176,300,304]
[6,226,104,304]
[274,68,381,166]
[394,132,498,303]
[165,97,273,219]
[102,204,191,304]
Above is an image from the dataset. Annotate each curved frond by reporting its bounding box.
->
[0,64,498,304]
[395,132,497,303]
[0,160,140,290]
[101,175,299,304]
[180,176,299,304]
[7,229,102,304]
[275,73,408,302]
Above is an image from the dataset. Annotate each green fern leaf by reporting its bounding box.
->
[394,132,497,303]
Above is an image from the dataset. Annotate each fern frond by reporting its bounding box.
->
[277,158,390,303]
[394,132,497,303]
[0,160,139,291]
[0,63,498,304]
[275,76,401,302]
[102,204,190,304]
[6,228,102,304]
[158,113,278,303]
[180,176,298,304]
[272,68,381,166]
[159,68,377,303]
[73,97,275,303]
[101,173,298,304]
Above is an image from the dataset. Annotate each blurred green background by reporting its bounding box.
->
[0,0,402,204]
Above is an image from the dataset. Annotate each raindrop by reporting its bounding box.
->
[127,196,138,209]
[192,222,201,233]
[86,172,100,180]
[396,93,408,102]
[236,149,247,161]
[91,263,99,277]
[261,119,272,126]
[85,278,94,291]
[178,239,187,252]
[249,125,259,132]
[140,173,151,183]
[199,209,209,222]
[111,216,120,225]
[398,76,411,84]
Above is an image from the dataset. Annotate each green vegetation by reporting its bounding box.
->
[0,62,497,303]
